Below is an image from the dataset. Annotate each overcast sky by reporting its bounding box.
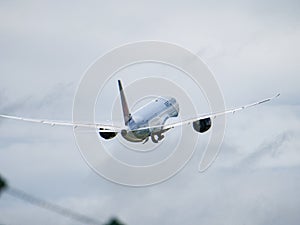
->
[0,0,300,224]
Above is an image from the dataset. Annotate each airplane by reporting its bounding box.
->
[0,80,280,144]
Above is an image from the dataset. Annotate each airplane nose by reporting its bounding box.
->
[168,97,179,114]
[174,102,179,114]
[166,97,177,105]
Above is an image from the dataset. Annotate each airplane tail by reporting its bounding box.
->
[118,80,132,126]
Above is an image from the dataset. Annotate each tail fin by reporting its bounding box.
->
[118,80,131,125]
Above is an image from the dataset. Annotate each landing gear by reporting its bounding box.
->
[151,132,165,143]
[142,137,149,144]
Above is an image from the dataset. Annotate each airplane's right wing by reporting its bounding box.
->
[132,93,280,132]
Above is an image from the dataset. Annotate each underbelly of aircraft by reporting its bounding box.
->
[121,129,150,142]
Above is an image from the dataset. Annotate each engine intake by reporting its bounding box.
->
[99,129,117,140]
[192,118,212,133]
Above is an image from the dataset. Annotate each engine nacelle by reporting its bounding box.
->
[192,118,212,133]
[99,129,117,140]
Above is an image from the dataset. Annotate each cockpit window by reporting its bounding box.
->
[164,98,176,107]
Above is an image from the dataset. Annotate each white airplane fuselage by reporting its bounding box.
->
[121,97,179,143]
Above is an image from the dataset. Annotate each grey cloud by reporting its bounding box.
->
[0,0,300,225]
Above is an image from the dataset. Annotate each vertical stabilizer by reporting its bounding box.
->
[118,80,131,125]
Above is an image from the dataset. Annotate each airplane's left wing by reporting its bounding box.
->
[0,114,123,132]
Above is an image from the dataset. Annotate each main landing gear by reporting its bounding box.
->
[150,132,165,143]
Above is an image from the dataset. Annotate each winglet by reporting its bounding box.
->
[118,80,131,126]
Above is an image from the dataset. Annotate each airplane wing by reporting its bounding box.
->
[0,93,280,133]
[0,114,123,132]
[133,93,280,131]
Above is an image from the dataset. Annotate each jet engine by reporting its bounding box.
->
[99,129,117,140]
[192,118,212,133]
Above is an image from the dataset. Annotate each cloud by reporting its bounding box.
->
[243,130,300,169]
[0,0,300,225]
